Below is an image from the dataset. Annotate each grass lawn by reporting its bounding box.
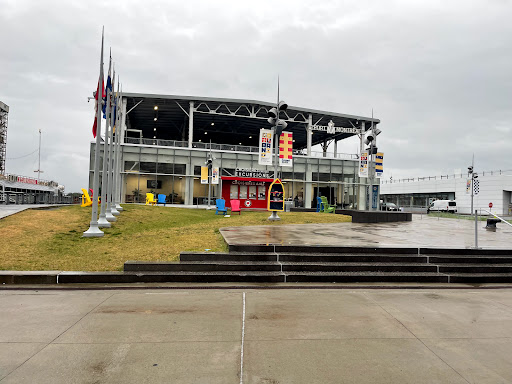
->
[0,205,351,272]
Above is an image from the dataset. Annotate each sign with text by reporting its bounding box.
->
[279,132,293,167]
[258,128,273,166]
[212,167,219,185]
[466,179,471,194]
[235,168,272,179]
[311,120,359,135]
[359,151,368,178]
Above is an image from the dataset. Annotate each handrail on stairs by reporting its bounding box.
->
[483,209,512,229]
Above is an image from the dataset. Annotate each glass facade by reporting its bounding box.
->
[382,192,456,208]
[90,141,370,209]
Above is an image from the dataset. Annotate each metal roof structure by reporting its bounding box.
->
[123,93,380,150]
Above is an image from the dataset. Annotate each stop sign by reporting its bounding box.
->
[489,202,493,208]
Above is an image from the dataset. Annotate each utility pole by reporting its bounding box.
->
[266,79,288,221]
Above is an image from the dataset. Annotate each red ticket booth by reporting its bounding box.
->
[221,176,274,209]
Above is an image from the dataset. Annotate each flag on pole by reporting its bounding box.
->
[92,78,105,138]
[102,53,112,119]
[112,78,119,131]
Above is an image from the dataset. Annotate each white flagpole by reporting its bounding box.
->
[107,67,118,218]
[114,81,123,211]
[83,27,105,237]
[110,76,121,215]
[115,84,125,211]
[98,52,113,227]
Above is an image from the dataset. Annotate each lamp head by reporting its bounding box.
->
[268,107,278,118]
[278,100,288,111]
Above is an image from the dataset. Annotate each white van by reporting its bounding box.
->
[427,200,457,213]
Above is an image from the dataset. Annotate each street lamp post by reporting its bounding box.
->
[267,100,288,221]
[364,122,381,211]
[206,143,213,210]
[468,159,478,213]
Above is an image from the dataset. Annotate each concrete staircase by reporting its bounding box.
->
[56,246,512,284]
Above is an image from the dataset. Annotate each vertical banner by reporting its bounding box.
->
[372,185,379,209]
[359,151,368,178]
[466,179,471,194]
[201,166,208,184]
[375,152,384,178]
[258,128,273,165]
[212,167,219,185]
[473,179,480,195]
[279,131,293,167]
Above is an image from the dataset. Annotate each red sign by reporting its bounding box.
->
[489,202,493,208]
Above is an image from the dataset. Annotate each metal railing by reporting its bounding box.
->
[381,169,512,184]
[123,138,358,160]
[483,209,512,228]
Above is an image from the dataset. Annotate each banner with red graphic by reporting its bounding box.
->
[278,132,293,167]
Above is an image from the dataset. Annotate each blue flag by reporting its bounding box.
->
[102,55,112,119]
[102,74,112,119]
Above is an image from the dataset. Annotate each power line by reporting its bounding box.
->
[6,148,38,160]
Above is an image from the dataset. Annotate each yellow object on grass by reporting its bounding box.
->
[146,193,157,206]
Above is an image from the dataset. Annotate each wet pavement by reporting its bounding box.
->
[221,214,512,249]
[1,288,512,383]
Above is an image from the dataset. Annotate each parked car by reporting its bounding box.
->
[381,202,399,211]
[427,200,457,213]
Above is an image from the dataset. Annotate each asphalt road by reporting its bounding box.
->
[1,288,512,383]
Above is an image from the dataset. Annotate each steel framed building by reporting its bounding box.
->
[89,93,380,210]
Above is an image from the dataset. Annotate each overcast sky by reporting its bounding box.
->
[1,0,511,192]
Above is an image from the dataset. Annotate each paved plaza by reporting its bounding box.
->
[222,214,512,249]
[1,288,512,383]
[0,204,64,220]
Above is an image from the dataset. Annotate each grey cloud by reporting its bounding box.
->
[1,0,511,191]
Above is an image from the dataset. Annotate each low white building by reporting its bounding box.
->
[380,171,512,216]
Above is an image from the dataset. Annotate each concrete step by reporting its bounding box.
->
[439,264,512,273]
[278,253,427,263]
[229,245,418,254]
[285,272,449,283]
[448,273,512,283]
[281,262,437,273]
[421,248,512,256]
[58,271,285,284]
[124,261,281,272]
[429,256,512,264]
[180,252,277,262]
[180,252,428,263]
